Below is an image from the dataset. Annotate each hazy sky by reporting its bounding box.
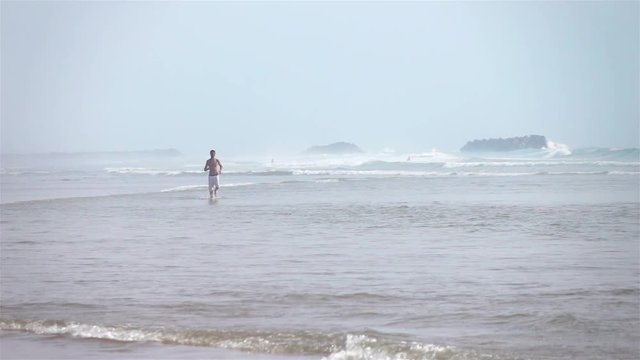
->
[1,1,638,156]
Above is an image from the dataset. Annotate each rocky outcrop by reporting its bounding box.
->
[304,142,364,155]
[461,135,548,152]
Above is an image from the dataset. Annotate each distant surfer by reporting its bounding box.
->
[204,150,223,198]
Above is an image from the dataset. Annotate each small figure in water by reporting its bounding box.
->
[204,149,223,198]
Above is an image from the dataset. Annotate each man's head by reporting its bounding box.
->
[210,150,216,157]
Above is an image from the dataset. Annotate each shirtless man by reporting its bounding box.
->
[204,150,223,198]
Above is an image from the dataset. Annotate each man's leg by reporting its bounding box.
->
[212,176,220,197]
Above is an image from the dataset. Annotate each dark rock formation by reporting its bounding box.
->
[304,142,364,155]
[461,135,548,152]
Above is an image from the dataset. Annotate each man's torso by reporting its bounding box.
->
[208,158,220,176]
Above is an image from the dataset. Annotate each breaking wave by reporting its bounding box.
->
[0,319,509,360]
[544,140,572,157]
[104,168,202,176]
[3,147,635,182]
[101,147,639,178]
[569,147,640,161]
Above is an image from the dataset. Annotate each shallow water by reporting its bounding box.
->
[1,152,639,359]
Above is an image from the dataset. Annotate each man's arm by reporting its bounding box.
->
[217,159,223,173]
[204,159,210,172]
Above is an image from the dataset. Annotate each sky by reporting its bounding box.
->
[1,1,638,157]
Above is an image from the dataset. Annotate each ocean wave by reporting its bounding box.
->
[288,169,517,177]
[291,169,439,176]
[104,168,297,177]
[353,160,639,171]
[323,334,467,360]
[535,171,609,176]
[225,170,295,176]
[0,319,507,359]
[286,169,638,177]
[315,179,341,183]
[569,147,640,161]
[99,151,639,179]
[160,185,208,192]
[545,140,572,156]
[453,146,638,162]
[356,161,446,170]
[100,168,640,179]
[0,169,52,176]
[363,147,637,165]
[104,168,202,176]
[443,160,640,168]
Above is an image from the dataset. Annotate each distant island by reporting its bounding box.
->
[304,142,364,155]
[461,135,548,152]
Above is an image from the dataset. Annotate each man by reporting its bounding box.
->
[204,150,223,198]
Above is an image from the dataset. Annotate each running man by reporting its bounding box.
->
[204,150,223,198]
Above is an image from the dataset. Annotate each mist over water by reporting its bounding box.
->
[1,145,638,204]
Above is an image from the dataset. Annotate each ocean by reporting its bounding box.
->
[1,147,639,360]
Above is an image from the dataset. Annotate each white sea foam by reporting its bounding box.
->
[545,140,572,157]
[315,179,340,183]
[287,169,628,177]
[160,183,255,192]
[0,169,52,176]
[160,185,207,192]
[0,320,162,343]
[608,171,640,175]
[262,149,458,171]
[322,333,497,360]
[443,160,639,168]
[1,320,503,359]
[98,148,639,180]
[105,167,201,176]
